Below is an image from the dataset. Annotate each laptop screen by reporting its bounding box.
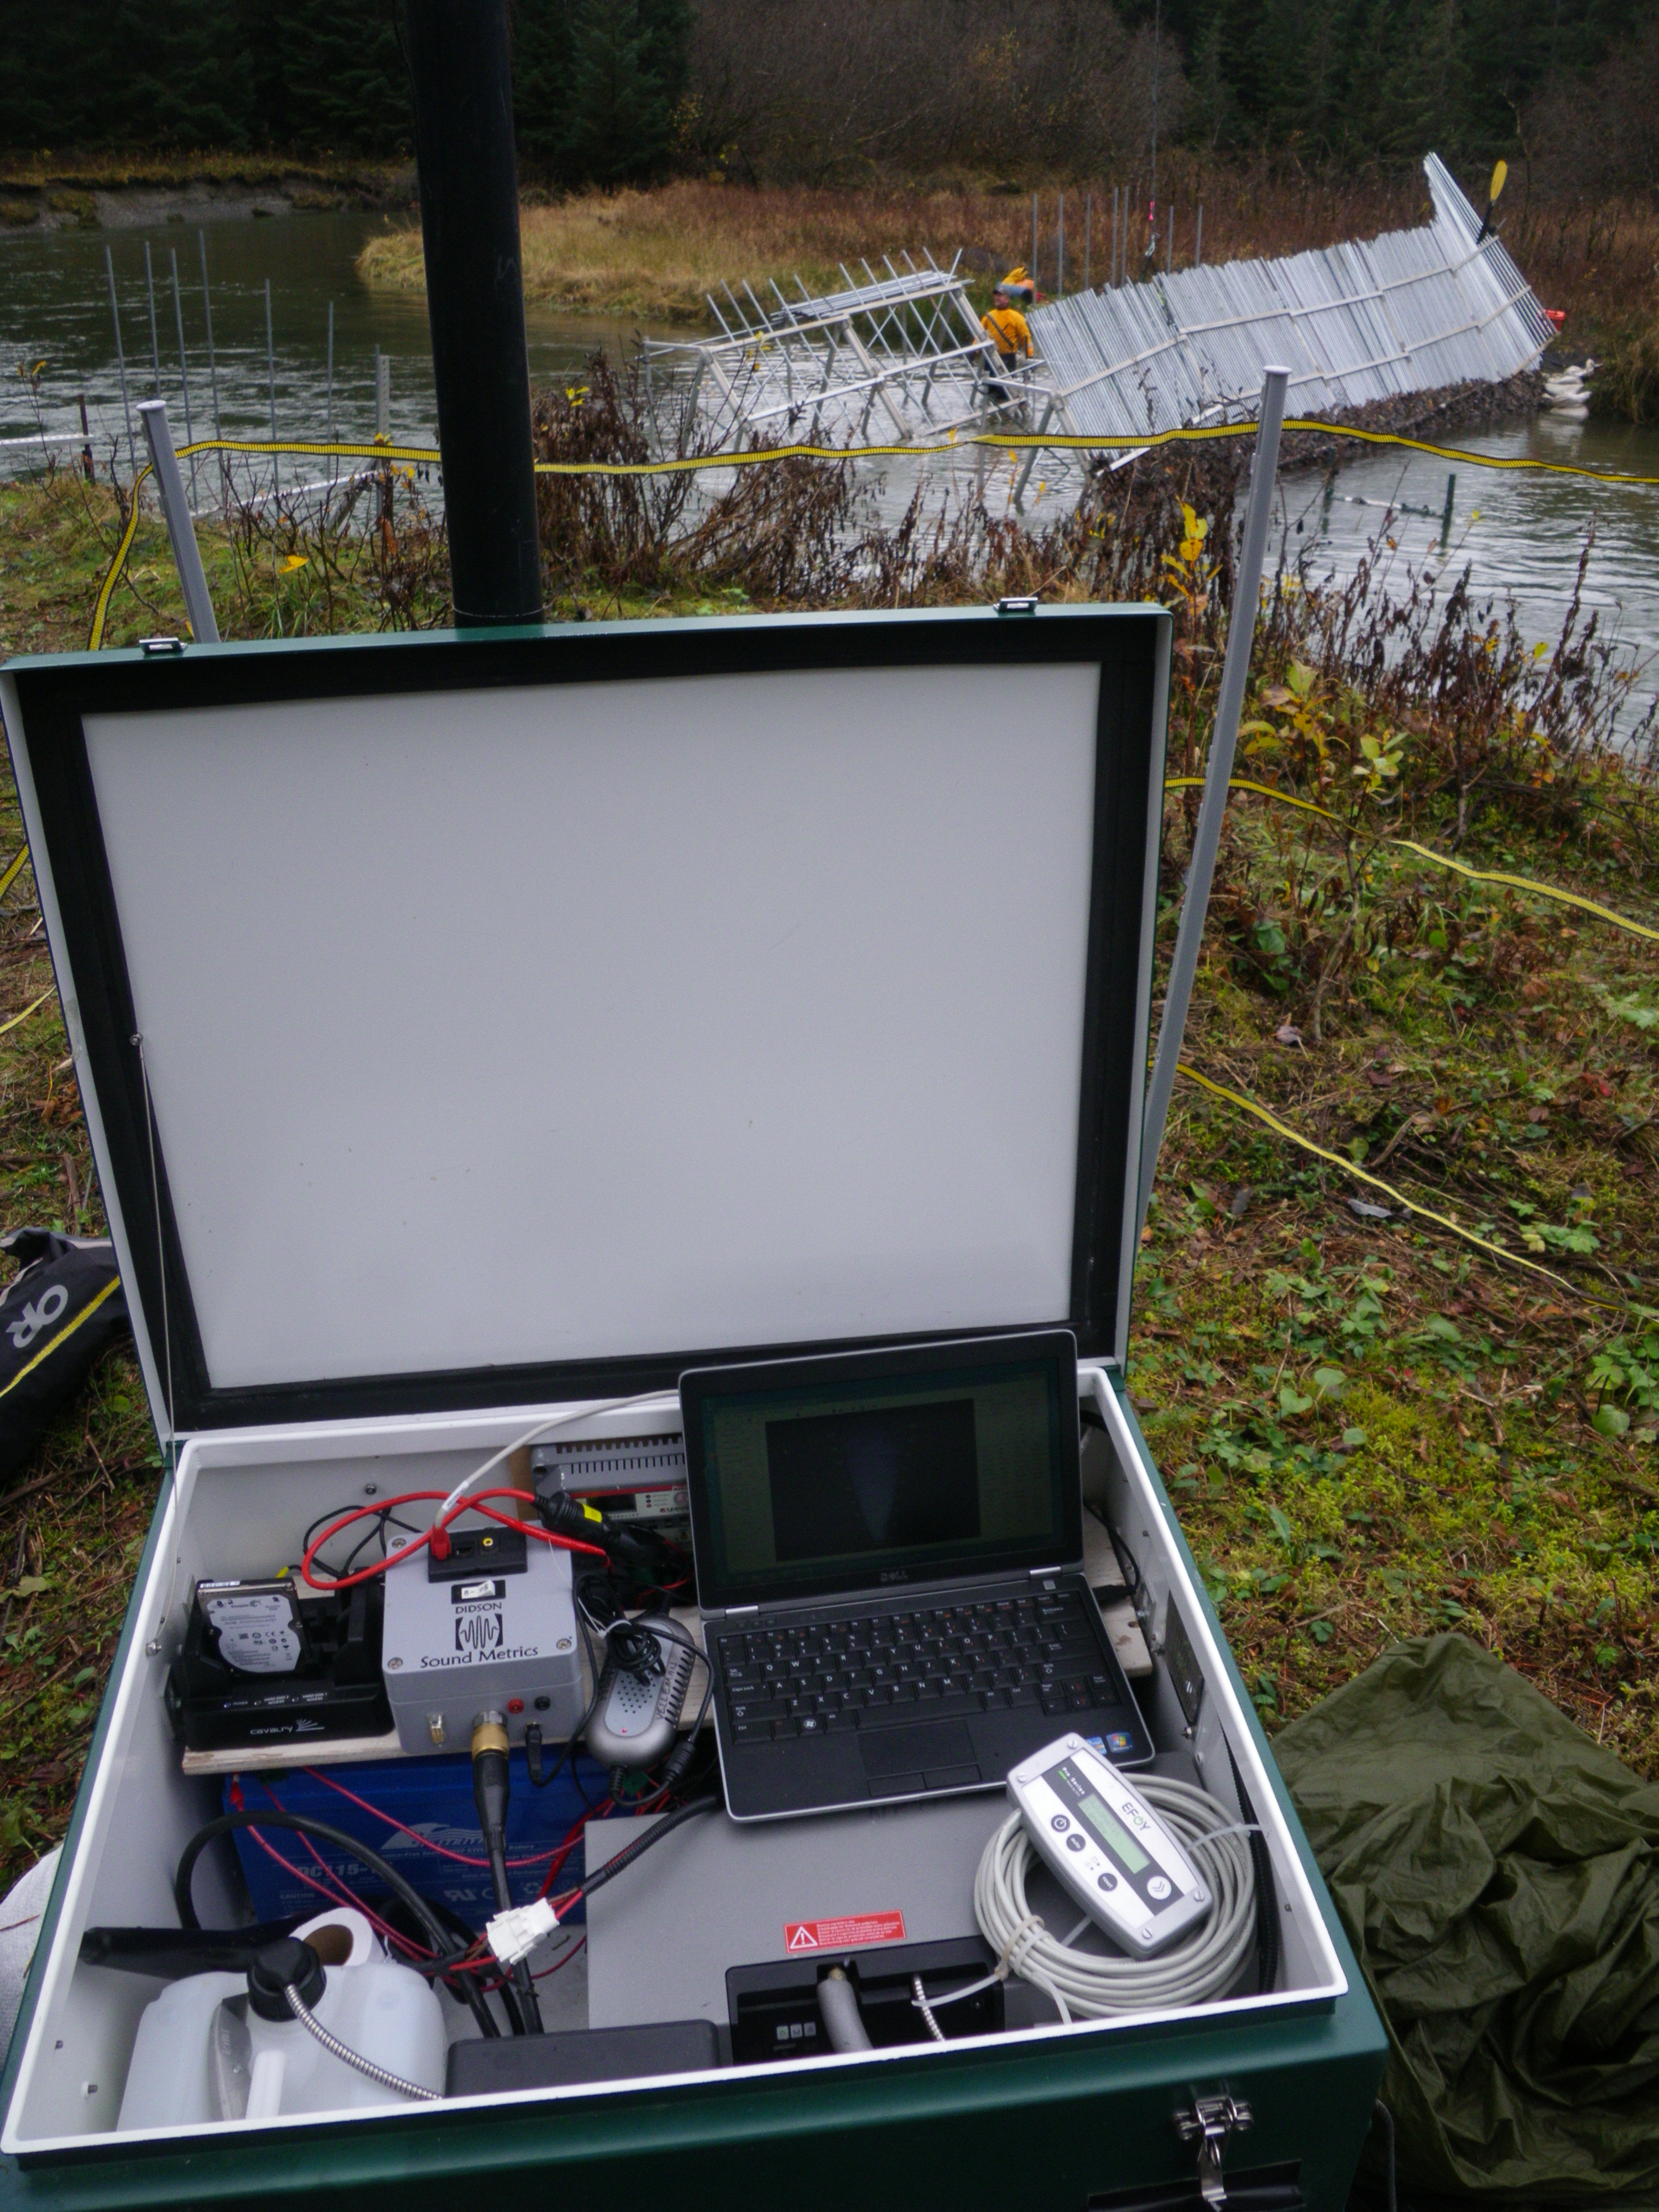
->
[681,1332,1081,1610]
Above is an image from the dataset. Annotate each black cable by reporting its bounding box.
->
[557,1794,718,1914]
[1373,2099,1397,2212]
[473,1728,542,2036]
[175,1808,499,2041]
[1224,1738,1280,1997]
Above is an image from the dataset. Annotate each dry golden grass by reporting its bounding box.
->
[357,178,1032,321]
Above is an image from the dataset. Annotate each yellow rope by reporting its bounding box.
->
[0,849,30,904]
[83,419,1659,656]
[1174,1061,1634,1314]
[87,465,151,651]
[0,990,54,1041]
[1164,776,1659,945]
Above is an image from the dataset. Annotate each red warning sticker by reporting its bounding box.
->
[783,1911,907,1953]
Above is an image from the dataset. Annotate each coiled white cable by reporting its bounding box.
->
[973,1776,1258,2022]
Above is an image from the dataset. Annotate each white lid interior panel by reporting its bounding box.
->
[84,664,1098,1389]
[3,608,1168,1431]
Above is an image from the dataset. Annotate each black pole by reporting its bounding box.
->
[403,0,542,627]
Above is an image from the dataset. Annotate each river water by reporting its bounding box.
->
[3,209,1656,732]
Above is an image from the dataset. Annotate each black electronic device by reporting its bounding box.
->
[727,1936,1021,2063]
[445,2020,723,2096]
[165,1577,390,1752]
[681,1330,1152,1821]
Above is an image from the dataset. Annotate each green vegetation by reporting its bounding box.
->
[0,0,692,187]
[1,409,1656,1889]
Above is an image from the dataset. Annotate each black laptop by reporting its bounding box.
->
[681,1330,1152,1821]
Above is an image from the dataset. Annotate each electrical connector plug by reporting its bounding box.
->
[486,1896,561,1969]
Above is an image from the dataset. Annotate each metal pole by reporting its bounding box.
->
[1196,204,1203,267]
[1057,191,1065,295]
[105,246,136,478]
[169,249,196,509]
[143,241,161,398]
[1136,366,1291,1238]
[404,0,542,625]
[376,347,390,439]
[264,278,279,501]
[199,230,224,513]
[1084,192,1091,291]
[326,303,335,443]
[1014,394,1055,508]
[138,400,221,645]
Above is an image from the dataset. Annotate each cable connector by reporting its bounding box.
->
[485,1896,561,1968]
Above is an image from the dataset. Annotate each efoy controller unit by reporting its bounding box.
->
[379,1525,584,1754]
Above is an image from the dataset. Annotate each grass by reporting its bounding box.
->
[0,442,1656,1896]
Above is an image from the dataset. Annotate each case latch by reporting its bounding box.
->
[1173,2092,1254,2208]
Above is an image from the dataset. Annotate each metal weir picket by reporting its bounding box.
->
[640,252,1040,449]
[1029,156,1553,442]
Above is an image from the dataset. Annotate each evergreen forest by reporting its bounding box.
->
[0,0,1653,194]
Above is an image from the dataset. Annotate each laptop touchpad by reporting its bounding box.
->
[860,1720,978,1780]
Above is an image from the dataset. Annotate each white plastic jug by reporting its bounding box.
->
[117,1906,446,2129]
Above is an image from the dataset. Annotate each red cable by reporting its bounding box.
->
[236,1814,430,1961]
[534,1934,586,1981]
[298,1765,579,1870]
[299,1486,606,1593]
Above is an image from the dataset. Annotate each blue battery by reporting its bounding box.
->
[226,1748,612,1927]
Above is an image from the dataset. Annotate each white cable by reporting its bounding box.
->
[432,1389,679,1528]
[973,1777,1258,2023]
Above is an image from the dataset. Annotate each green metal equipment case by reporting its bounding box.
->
[0,609,1386,2209]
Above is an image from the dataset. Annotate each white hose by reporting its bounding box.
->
[974,1776,1257,2022]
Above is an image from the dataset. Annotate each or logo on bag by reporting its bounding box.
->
[7,1283,67,1349]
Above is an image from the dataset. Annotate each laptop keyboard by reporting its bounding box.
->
[717,1588,1116,1743]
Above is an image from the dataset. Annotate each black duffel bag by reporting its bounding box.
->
[0,1228,131,1486]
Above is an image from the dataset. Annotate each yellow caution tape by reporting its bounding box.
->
[1175,1061,1635,1314]
[0,849,30,904]
[1164,775,1659,946]
[0,1275,121,1404]
[0,990,54,1041]
[87,417,1659,654]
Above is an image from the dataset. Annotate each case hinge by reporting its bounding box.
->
[1173,2092,1254,2209]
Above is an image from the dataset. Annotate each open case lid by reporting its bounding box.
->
[0,606,1169,1442]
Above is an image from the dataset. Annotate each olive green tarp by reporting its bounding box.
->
[1275,1635,1659,2208]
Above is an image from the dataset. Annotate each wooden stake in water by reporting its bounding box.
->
[264,278,279,501]
[104,244,136,478]
[198,230,223,511]
[143,241,161,398]
[169,248,196,508]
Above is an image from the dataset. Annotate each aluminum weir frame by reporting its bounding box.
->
[641,252,1040,447]
[1029,155,1553,443]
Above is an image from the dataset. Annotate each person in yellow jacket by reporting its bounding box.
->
[981,269,1035,404]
